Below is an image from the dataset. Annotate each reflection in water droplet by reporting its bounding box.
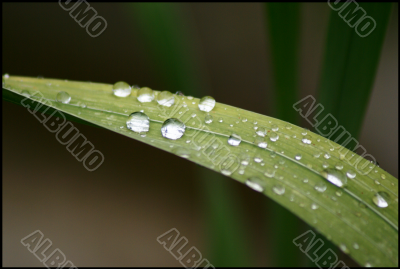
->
[321,168,347,188]
[269,132,279,142]
[112,81,132,97]
[228,134,241,146]
[137,87,154,102]
[198,96,216,112]
[161,118,186,140]
[271,124,279,131]
[314,183,327,192]
[56,91,71,104]
[256,127,266,137]
[372,191,390,208]
[273,185,285,195]
[205,115,213,124]
[157,91,175,107]
[254,137,267,148]
[346,170,356,179]
[126,112,150,133]
[302,135,312,144]
[246,177,266,192]
[295,154,302,160]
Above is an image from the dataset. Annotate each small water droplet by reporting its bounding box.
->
[226,133,241,147]
[372,191,390,208]
[161,118,186,140]
[256,127,267,137]
[21,90,30,97]
[157,91,175,107]
[246,177,266,192]
[218,117,223,123]
[198,96,215,112]
[302,135,312,144]
[314,182,327,192]
[322,162,329,169]
[314,152,321,158]
[264,168,275,178]
[381,174,386,179]
[271,124,279,131]
[174,147,190,158]
[346,170,356,179]
[254,136,267,148]
[187,96,193,100]
[254,154,263,163]
[204,115,213,124]
[137,87,154,102]
[272,185,285,195]
[365,262,372,267]
[303,178,309,183]
[175,91,185,96]
[285,124,292,130]
[324,153,331,159]
[239,153,250,165]
[311,203,319,210]
[336,191,342,196]
[269,132,279,142]
[112,81,131,97]
[321,168,347,188]
[126,112,150,133]
[335,163,343,170]
[353,243,359,249]
[242,118,247,123]
[301,129,308,135]
[295,154,302,160]
[56,91,71,104]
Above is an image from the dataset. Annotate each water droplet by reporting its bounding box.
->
[301,129,308,135]
[198,96,216,112]
[21,90,30,97]
[218,117,223,123]
[314,152,321,158]
[239,153,250,165]
[112,81,131,97]
[365,262,372,267]
[302,135,312,144]
[374,180,380,185]
[336,191,342,196]
[285,124,292,130]
[339,244,349,254]
[256,127,267,137]
[254,154,263,163]
[314,182,326,192]
[324,153,331,159]
[372,191,390,208]
[271,124,279,131]
[56,91,71,104]
[174,147,190,158]
[126,112,150,133]
[295,154,302,160]
[3,73,9,79]
[321,169,347,188]
[80,103,87,108]
[303,178,309,183]
[137,87,154,102]
[242,118,247,123]
[272,185,285,195]
[264,168,275,178]
[204,115,213,124]
[346,170,356,179]
[335,163,343,170]
[228,134,241,146]
[157,91,175,107]
[322,162,329,168]
[269,132,279,142]
[254,137,267,148]
[311,203,319,210]
[381,174,386,179]
[353,243,359,249]
[161,118,186,140]
[246,177,266,192]
[187,96,193,100]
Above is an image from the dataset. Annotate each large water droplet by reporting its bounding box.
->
[161,118,186,140]
[256,127,267,137]
[314,182,326,192]
[126,112,150,133]
[228,134,241,146]
[246,177,266,192]
[112,81,132,97]
[204,114,213,124]
[157,91,175,107]
[321,168,347,188]
[254,136,267,148]
[137,87,154,103]
[372,191,390,208]
[269,132,279,142]
[198,96,216,112]
[56,91,71,104]
[272,185,285,195]
[302,135,312,144]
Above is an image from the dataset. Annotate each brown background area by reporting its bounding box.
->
[3,3,398,266]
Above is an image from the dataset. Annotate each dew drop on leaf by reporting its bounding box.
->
[302,135,312,144]
[157,91,175,107]
[272,185,285,195]
[246,177,266,192]
[269,132,279,142]
[112,81,131,97]
[137,87,154,103]
[228,134,241,146]
[161,118,186,140]
[295,154,302,160]
[372,191,390,208]
[198,96,215,112]
[254,136,267,148]
[321,168,347,188]
[56,91,71,104]
[346,170,356,179]
[126,112,150,133]
[256,127,267,137]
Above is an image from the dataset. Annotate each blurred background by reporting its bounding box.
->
[3,2,397,267]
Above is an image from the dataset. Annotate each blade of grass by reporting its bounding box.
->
[317,3,392,141]
[4,76,397,267]
[125,3,251,266]
[265,3,303,266]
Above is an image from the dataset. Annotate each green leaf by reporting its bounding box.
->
[3,76,398,267]
[317,3,392,141]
